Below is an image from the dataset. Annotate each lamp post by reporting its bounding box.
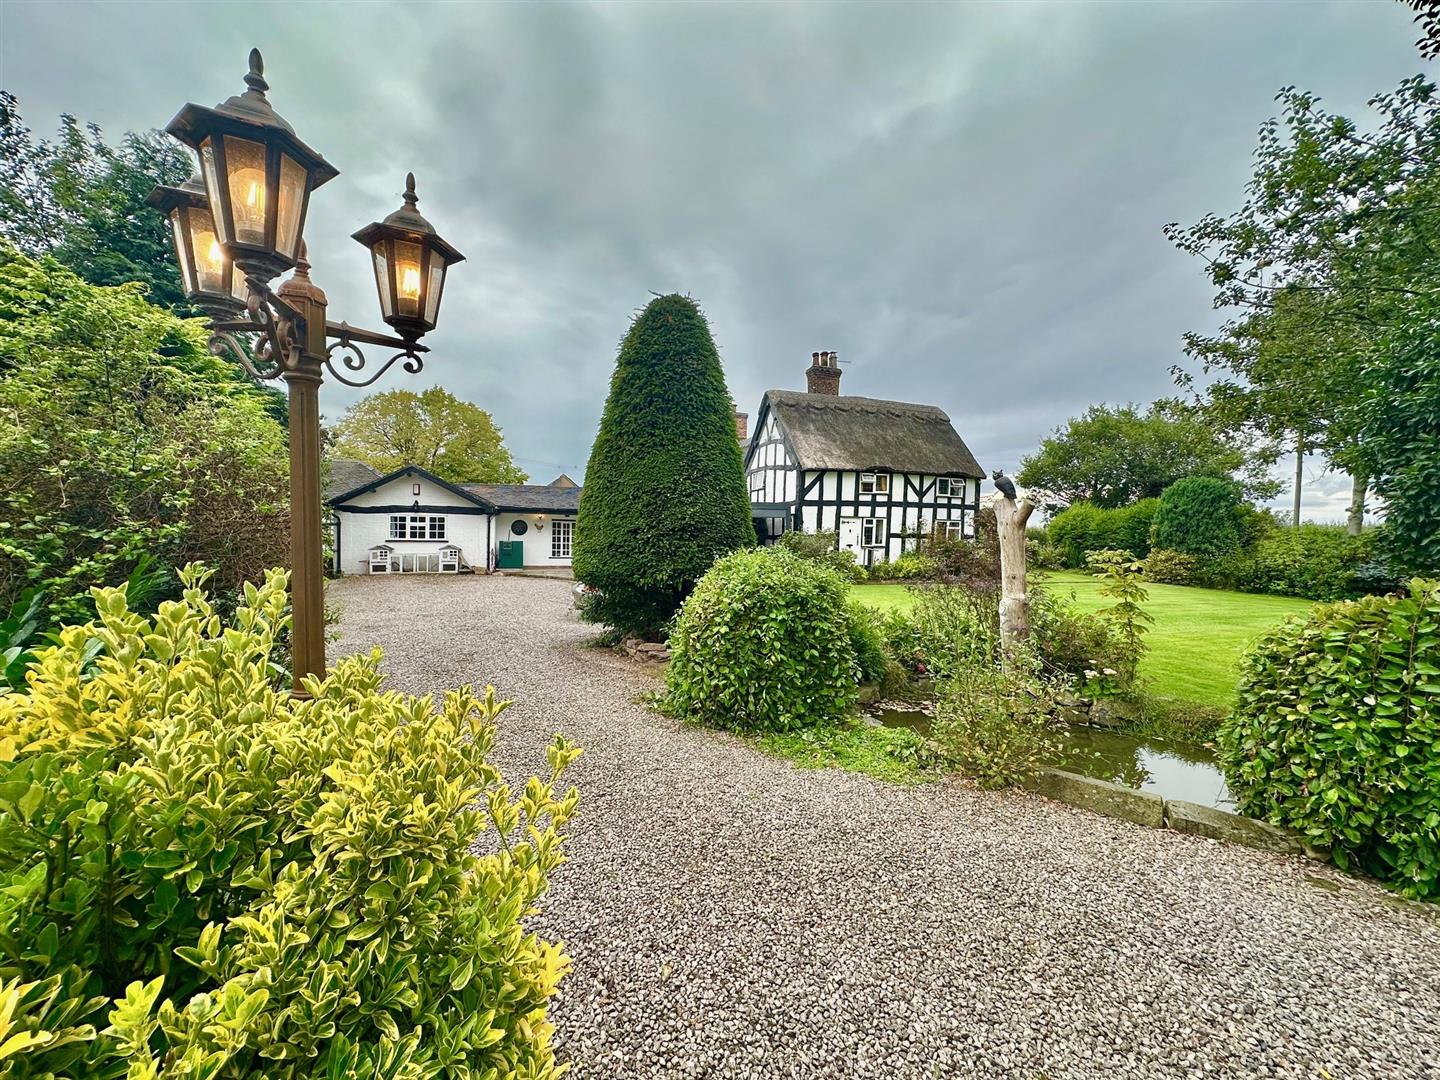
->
[152,49,465,691]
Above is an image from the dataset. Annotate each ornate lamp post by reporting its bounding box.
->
[152,49,464,690]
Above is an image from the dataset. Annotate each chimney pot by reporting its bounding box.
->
[805,347,842,396]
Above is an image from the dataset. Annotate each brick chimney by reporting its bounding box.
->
[805,350,841,396]
[735,410,749,441]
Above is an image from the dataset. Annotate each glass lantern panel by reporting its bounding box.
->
[393,240,423,318]
[198,139,228,245]
[372,245,393,318]
[170,212,195,295]
[276,153,307,259]
[223,136,269,247]
[424,252,446,326]
[230,265,248,303]
[190,207,227,296]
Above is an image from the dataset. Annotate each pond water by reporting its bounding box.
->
[874,708,1233,809]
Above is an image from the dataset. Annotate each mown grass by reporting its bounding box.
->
[851,572,1313,710]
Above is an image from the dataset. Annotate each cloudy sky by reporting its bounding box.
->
[2,1,1428,517]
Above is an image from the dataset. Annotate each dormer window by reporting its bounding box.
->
[859,472,890,495]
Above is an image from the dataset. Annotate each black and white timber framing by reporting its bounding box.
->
[742,388,985,567]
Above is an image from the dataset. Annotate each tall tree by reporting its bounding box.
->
[0,93,191,311]
[1167,76,1439,532]
[1017,400,1275,513]
[574,294,754,638]
[330,386,526,484]
[1352,294,1440,574]
[0,245,289,621]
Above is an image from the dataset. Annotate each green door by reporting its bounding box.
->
[497,540,523,569]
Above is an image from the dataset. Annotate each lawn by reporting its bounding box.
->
[851,572,1314,709]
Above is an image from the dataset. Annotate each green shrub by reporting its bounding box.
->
[778,530,865,582]
[574,294,754,638]
[1111,499,1160,559]
[0,567,582,1077]
[0,247,290,625]
[665,548,856,731]
[845,600,890,685]
[927,509,1002,591]
[931,657,1063,789]
[1085,549,1152,690]
[1236,524,1378,600]
[1142,547,1199,585]
[880,585,997,678]
[1152,476,1244,558]
[1029,586,1131,686]
[1046,502,1109,567]
[1219,579,1440,899]
[1044,499,1158,567]
[1028,538,1067,571]
[868,552,937,581]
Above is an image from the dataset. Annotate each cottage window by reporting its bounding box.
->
[936,477,963,499]
[389,514,445,541]
[861,517,886,548]
[859,472,890,495]
[940,520,965,541]
[551,519,574,559]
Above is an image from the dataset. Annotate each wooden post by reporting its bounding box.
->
[991,489,1035,656]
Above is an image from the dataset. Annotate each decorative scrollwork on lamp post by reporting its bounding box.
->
[150,49,464,692]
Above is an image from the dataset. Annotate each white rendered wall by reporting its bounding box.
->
[494,512,577,567]
[332,473,490,575]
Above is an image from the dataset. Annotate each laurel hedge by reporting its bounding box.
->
[665,548,857,732]
[0,568,581,1076]
[1219,579,1440,899]
[574,294,754,638]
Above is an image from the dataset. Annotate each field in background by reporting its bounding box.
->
[850,571,1313,708]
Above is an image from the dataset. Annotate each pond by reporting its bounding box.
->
[873,708,1233,809]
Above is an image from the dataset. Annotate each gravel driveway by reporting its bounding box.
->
[331,574,1440,1080]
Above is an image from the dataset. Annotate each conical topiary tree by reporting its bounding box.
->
[575,294,754,637]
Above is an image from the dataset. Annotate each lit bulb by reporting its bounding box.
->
[399,264,421,300]
[193,227,224,293]
[231,168,266,243]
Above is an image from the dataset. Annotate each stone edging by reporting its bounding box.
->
[1025,769,1329,862]
[619,637,670,664]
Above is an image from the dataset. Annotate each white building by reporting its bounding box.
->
[742,351,985,566]
[327,463,581,575]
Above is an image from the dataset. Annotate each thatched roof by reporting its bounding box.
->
[764,390,983,477]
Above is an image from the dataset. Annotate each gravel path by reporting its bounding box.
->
[331,574,1440,1080]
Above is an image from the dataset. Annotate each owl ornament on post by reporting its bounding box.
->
[988,469,1035,656]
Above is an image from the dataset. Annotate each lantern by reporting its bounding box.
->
[164,49,337,282]
[351,173,465,342]
[147,175,248,315]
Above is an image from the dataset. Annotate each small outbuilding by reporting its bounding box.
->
[327,463,581,575]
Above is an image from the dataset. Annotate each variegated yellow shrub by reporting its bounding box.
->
[0,566,581,1078]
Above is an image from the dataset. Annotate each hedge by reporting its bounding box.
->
[574,294,754,637]
[1219,580,1440,899]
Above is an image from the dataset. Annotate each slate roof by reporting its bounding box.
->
[461,482,582,513]
[763,390,984,477]
[324,458,381,503]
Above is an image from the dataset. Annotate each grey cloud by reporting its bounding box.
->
[2,0,1425,513]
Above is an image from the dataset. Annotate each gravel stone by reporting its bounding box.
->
[331,574,1440,1080]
